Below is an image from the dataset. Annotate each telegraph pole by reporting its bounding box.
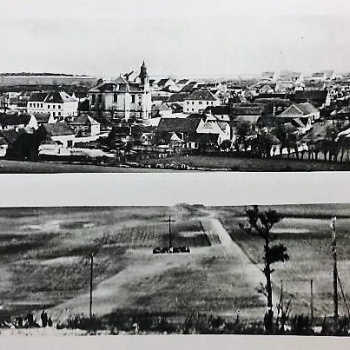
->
[310,279,314,322]
[330,216,338,322]
[164,216,175,248]
[89,252,94,320]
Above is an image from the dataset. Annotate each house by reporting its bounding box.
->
[27,91,79,121]
[68,113,101,137]
[156,78,177,91]
[204,105,231,122]
[293,90,331,107]
[231,104,262,126]
[195,114,231,145]
[44,121,75,147]
[156,116,202,147]
[32,112,55,126]
[276,71,304,83]
[89,61,152,121]
[277,102,320,133]
[183,89,220,114]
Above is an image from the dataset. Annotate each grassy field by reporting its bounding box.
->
[1,155,350,173]
[141,155,350,172]
[216,203,350,318]
[1,203,350,327]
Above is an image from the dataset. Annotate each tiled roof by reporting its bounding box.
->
[157,117,201,134]
[185,89,217,101]
[29,92,47,102]
[168,93,188,103]
[45,121,74,136]
[204,105,231,115]
[33,113,51,123]
[69,114,100,126]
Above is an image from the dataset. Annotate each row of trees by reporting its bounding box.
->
[230,120,349,162]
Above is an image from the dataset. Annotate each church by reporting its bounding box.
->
[89,61,152,120]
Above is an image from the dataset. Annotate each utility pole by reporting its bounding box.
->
[164,216,175,248]
[310,279,314,322]
[89,252,94,320]
[330,216,338,322]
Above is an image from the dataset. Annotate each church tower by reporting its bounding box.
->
[139,60,149,87]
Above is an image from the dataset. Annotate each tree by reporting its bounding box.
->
[243,205,289,333]
[234,121,252,153]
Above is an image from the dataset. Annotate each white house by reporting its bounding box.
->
[183,89,220,114]
[195,114,231,145]
[27,91,78,121]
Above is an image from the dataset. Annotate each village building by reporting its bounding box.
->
[89,61,152,121]
[27,91,79,120]
[183,89,220,114]
[277,102,320,133]
[44,121,75,147]
[68,113,101,137]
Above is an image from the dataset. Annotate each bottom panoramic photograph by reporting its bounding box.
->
[0,203,349,336]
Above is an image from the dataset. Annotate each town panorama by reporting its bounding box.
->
[0,65,349,172]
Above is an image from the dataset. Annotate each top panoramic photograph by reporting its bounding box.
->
[0,0,350,173]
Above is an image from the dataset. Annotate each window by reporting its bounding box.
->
[53,112,55,117]
[41,103,43,108]
[207,101,209,105]
[91,95,95,104]
[58,112,61,116]
[29,103,32,107]
[131,95,135,103]
[199,101,202,105]
[48,105,50,109]
[114,94,118,103]
[53,105,55,109]
[192,101,194,105]
[58,105,61,109]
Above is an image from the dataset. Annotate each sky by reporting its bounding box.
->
[1,0,350,78]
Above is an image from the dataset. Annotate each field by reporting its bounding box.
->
[140,155,350,172]
[1,155,350,173]
[217,203,350,318]
[1,203,350,328]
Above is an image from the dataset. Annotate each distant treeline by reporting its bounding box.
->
[0,73,80,77]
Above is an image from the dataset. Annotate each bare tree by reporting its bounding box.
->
[243,205,289,333]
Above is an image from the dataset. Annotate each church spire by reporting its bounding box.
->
[139,60,148,86]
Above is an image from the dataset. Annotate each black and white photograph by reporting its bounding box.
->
[1,0,350,172]
[2,0,350,348]
[0,202,349,336]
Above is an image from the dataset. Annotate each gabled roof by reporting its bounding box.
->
[293,90,328,106]
[157,117,201,134]
[296,102,318,115]
[157,78,174,87]
[231,104,261,116]
[29,92,47,102]
[69,114,100,126]
[45,91,77,103]
[89,78,144,93]
[44,121,74,136]
[185,89,217,101]
[204,105,231,115]
[33,112,51,124]
[168,93,189,103]
[280,102,318,118]
[180,82,197,93]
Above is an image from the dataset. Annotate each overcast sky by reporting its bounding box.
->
[1,0,350,78]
